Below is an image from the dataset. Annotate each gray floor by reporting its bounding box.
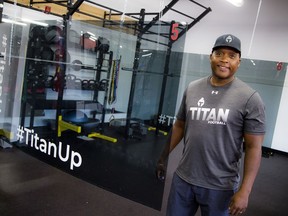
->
[1,144,288,216]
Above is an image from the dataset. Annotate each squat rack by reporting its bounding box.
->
[101,0,211,138]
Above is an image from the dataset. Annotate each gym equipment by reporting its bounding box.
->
[0,123,14,140]
[103,1,211,138]
[45,25,63,44]
[108,58,121,105]
[110,118,147,139]
[41,46,54,62]
[148,126,168,135]
[70,59,97,71]
[58,115,82,137]
[65,74,81,89]
[96,37,110,53]
[68,29,81,47]
[54,48,71,63]
[62,110,88,123]
[88,132,117,143]
[71,59,83,71]
[81,79,89,90]
[59,109,117,142]
[29,25,46,41]
[80,32,97,51]
[61,110,100,135]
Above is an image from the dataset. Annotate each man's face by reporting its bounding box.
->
[210,47,241,79]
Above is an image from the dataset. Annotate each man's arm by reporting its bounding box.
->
[229,133,264,215]
[156,119,185,180]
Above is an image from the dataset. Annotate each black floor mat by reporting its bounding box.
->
[18,126,168,210]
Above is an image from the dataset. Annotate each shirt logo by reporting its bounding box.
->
[212,90,218,95]
[190,97,230,125]
[197,97,205,107]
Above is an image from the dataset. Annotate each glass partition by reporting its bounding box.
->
[0,3,190,208]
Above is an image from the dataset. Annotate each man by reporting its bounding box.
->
[156,34,265,216]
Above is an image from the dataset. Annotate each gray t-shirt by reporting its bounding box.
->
[176,76,265,190]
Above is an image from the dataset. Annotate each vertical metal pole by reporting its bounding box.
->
[94,49,104,101]
[100,51,113,132]
[124,8,145,139]
[0,0,3,23]
[155,21,174,134]
[55,15,68,138]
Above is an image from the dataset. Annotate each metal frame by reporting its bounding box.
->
[63,0,211,138]
[102,0,211,138]
[72,0,211,138]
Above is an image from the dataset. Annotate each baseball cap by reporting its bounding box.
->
[212,34,241,55]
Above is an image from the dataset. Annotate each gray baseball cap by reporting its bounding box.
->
[212,34,241,55]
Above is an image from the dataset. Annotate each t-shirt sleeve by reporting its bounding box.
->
[244,91,266,134]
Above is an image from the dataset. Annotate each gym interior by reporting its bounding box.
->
[0,0,288,215]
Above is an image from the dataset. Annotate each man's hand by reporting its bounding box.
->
[155,161,166,182]
[229,190,249,215]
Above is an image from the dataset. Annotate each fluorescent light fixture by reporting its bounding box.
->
[225,0,244,7]
[180,21,187,26]
[87,31,95,36]
[21,18,48,27]
[142,53,152,57]
[89,35,97,41]
[2,18,27,26]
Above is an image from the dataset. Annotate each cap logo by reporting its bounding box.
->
[225,35,233,43]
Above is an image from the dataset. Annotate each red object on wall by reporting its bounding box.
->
[44,6,51,14]
[277,62,283,71]
[170,22,179,41]
[80,33,97,51]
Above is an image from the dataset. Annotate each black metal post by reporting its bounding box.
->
[55,15,68,138]
[94,49,104,102]
[155,21,174,134]
[100,51,113,132]
[124,8,145,139]
[0,0,3,23]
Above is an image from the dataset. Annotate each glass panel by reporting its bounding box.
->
[0,21,29,146]
[1,2,189,208]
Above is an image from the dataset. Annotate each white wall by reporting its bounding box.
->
[98,0,288,62]
[182,0,288,62]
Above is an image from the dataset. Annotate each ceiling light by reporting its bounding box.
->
[142,53,152,57]
[180,21,187,26]
[225,0,244,7]
[87,31,95,36]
